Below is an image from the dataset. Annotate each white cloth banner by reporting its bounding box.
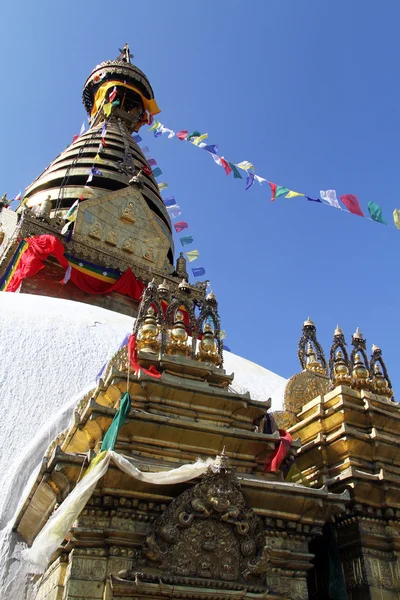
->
[23,452,213,571]
[320,189,341,209]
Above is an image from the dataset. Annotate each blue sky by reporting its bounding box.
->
[2,1,400,392]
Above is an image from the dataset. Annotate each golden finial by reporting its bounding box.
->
[197,321,221,367]
[157,279,170,295]
[305,342,324,374]
[178,278,190,292]
[370,344,393,398]
[167,309,190,357]
[353,327,363,340]
[352,352,370,389]
[137,305,160,354]
[372,344,380,353]
[334,325,343,337]
[332,349,352,387]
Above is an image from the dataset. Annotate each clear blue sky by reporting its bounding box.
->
[2,1,400,392]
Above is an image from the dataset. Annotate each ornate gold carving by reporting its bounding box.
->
[88,221,102,240]
[197,323,221,367]
[284,370,330,418]
[137,306,160,354]
[122,237,135,253]
[135,465,266,585]
[167,310,190,357]
[120,201,136,223]
[105,229,118,246]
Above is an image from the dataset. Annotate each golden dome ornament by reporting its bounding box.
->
[305,342,325,374]
[332,350,352,387]
[167,309,191,357]
[352,352,371,390]
[197,322,221,367]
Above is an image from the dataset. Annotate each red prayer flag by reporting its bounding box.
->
[142,165,152,176]
[109,86,117,102]
[72,134,79,143]
[174,221,188,233]
[340,194,364,217]
[269,182,277,201]
[177,130,189,141]
[220,157,232,176]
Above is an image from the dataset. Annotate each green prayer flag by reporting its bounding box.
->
[101,392,131,451]
[275,186,290,199]
[368,201,387,225]
[187,130,201,140]
[229,163,243,179]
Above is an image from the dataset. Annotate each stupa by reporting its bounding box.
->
[0,46,399,600]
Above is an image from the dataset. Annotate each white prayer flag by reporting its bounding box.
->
[320,189,341,209]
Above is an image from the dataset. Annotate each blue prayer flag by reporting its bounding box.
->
[203,144,219,155]
[306,196,322,203]
[154,130,162,138]
[223,344,231,352]
[132,134,142,143]
[163,196,176,207]
[192,267,205,277]
[245,173,255,190]
[152,167,163,178]
[180,236,194,246]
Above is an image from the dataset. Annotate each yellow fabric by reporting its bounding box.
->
[91,80,161,117]
[94,154,104,163]
[236,161,255,171]
[158,182,168,191]
[85,450,108,475]
[103,102,113,117]
[186,250,199,262]
[286,191,305,198]
[192,133,208,146]
[66,261,116,283]
[394,209,400,230]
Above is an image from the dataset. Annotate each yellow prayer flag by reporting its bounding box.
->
[192,133,208,146]
[393,209,400,230]
[186,250,199,262]
[103,102,113,117]
[94,154,104,163]
[286,191,305,198]
[158,182,168,191]
[149,120,160,132]
[236,161,255,171]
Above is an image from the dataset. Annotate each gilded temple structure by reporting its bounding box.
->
[1,46,400,600]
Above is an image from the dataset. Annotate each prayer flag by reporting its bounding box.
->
[393,209,400,230]
[254,175,267,184]
[229,163,243,179]
[192,267,205,277]
[212,154,222,166]
[246,173,255,190]
[101,124,107,137]
[100,392,131,451]
[112,99,120,107]
[94,154,104,163]
[132,134,142,143]
[147,158,157,167]
[306,196,322,203]
[142,165,152,176]
[167,206,182,219]
[192,133,208,146]
[203,144,219,154]
[141,146,150,154]
[163,196,176,207]
[14,192,22,202]
[219,330,227,340]
[180,235,194,246]
[177,130,189,140]
[158,124,175,137]
[174,221,188,233]
[152,167,163,178]
[154,130,162,138]
[158,182,168,191]
[223,344,231,352]
[148,120,160,132]
[62,264,72,284]
[236,161,255,171]
[220,157,232,176]
[79,122,85,136]
[187,130,201,140]
[72,134,79,142]
[65,199,79,221]
[186,250,199,262]
[103,102,113,117]
[340,194,364,217]
[367,201,387,225]
[286,191,305,198]
[269,183,289,201]
[320,189,341,209]
[61,221,73,235]
[109,86,117,102]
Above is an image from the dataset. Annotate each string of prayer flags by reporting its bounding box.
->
[65,198,79,222]
[180,235,194,246]
[236,161,255,171]
[192,267,205,277]
[254,175,267,185]
[152,167,163,178]
[101,124,107,146]
[187,131,201,141]
[340,194,364,217]
[245,173,255,191]
[393,210,400,230]
[158,182,168,191]
[186,250,200,262]
[269,183,289,202]
[163,196,176,207]
[286,191,305,198]
[158,124,175,138]
[177,130,189,140]
[320,190,341,209]
[174,221,188,233]
[203,144,219,154]
[230,163,243,179]
[368,201,387,225]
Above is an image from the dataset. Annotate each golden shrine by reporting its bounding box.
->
[1,45,400,600]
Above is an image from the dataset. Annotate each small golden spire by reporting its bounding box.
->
[157,279,170,295]
[305,342,324,374]
[137,305,160,354]
[370,344,393,398]
[167,310,190,357]
[332,349,352,387]
[334,325,343,337]
[352,352,370,389]
[304,317,315,327]
[353,327,363,340]
[197,322,221,367]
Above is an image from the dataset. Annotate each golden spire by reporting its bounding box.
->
[137,305,160,354]
[197,322,221,367]
[167,310,190,357]
[370,344,394,399]
[305,342,325,374]
[352,352,371,390]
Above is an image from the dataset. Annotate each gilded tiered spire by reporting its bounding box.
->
[370,344,394,398]
[329,325,352,387]
[297,317,327,374]
[350,328,372,390]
